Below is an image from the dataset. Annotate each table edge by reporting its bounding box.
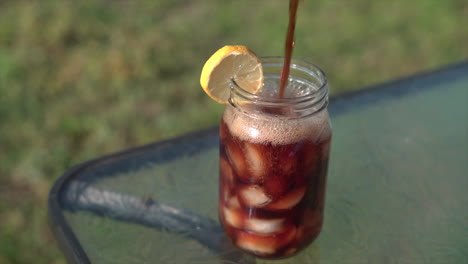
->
[47,127,218,263]
[330,60,468,104]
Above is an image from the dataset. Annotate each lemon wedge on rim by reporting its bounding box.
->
[200,45,263,104]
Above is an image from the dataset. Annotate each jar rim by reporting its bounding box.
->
[230,56,328,104]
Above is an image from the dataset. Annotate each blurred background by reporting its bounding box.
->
[0,0,466,263]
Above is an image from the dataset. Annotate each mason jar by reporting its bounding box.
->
[218,57,331,258]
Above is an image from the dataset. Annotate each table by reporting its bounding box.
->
[49,62,468,264]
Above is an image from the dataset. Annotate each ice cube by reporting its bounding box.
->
[227,195,240,209]
[281,151,297,175]
[226,142,246,176]
[266,186,306,210]
[243,142,266,182]
[221,185,230,203]
[235,226,296,255]
[223,206,243,229]
[236,231,276,255]
[239,185,271,207]
[244,218,285,234]
[220,157,235,187]
[280,155,297,174]
[220,120,229,140]
[264,175,290,198]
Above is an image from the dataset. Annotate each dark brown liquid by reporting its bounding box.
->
[219,118,331,258]
[279,0,300,98]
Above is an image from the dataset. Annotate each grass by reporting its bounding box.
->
[0,0,466,263]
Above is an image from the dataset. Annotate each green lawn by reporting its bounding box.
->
[0,0,467,263]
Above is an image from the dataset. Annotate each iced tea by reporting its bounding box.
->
[219,59,331,258]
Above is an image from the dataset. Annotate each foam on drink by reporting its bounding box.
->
[224,107,330,145]
[224,80,331,146]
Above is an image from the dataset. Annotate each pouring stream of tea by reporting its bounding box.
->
[279,0,300,98]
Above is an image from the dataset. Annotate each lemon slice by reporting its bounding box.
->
[200,45,263,104]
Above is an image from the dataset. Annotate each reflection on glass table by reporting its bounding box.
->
[49,62,468,264]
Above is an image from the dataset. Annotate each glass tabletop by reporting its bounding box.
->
[49,62,468,264]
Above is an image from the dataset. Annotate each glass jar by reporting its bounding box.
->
[219,57,331,258]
